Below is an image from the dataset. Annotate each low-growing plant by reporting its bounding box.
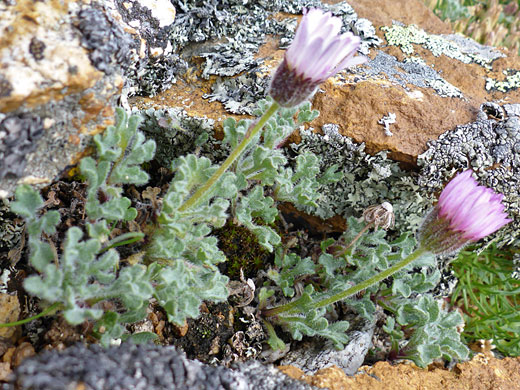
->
[5,99,340,347]
[2,6,514,369]
[259,217,469,366]
[7,104,474,365]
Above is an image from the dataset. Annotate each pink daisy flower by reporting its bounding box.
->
[269,8,366,107]
[419,170,511,255]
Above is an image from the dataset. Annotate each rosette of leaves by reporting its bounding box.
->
[11,109,156,343]
[261,216,468,366]
[145,98,342,324]
[383,295,469,367]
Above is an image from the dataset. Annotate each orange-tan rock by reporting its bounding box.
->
[280,353,520,390]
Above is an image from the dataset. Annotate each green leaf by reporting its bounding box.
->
[396,296,469,367]
[95,311,125,347]
[235,186,280,251]
[319,253,346,279]
[153,261,228,325]
[64,306,104,325]
[28,240,55,272]
[11,185,44,219]
[109,264,153,311]
[281,309,350,349]
[296,102,319,124]
[268,249,316,297]
[392,279,412,298]
[87,221,110,241]
[382,316,404,340]
[119,306,148,324]
[123,332,159,344]
[222,117,249,149]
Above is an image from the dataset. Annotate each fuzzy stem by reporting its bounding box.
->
[263,246,429,317]
[335,221,374,257]
[0,302,61,328]
[178,102,280,212]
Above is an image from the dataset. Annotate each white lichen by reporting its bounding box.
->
[378,112,396,136]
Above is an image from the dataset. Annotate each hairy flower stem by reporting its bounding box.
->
[262,246,429,317]
[335,221,374,257]
[178,101,280,212]
[0,302,61,328]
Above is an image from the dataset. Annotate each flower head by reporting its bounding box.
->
[418,170,511,255]
[269,8,366,107]
[363,202,395,230]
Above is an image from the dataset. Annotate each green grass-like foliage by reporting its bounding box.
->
[450,245,520,356]
[429,0,471,21]
[261,216,469,367]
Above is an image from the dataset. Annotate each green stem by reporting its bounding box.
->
[0,302,61,327]
[263,246,429,317]
[335,221,374,257]
[100,232,145,253]
[178,101,280,212]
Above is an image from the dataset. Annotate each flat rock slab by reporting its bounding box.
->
[131,0,520,166]
[6,343,520,390]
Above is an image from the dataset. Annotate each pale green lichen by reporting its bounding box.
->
[353,51,463,98]
[486,69,520,92]
[290,125,433,235]
[381,24,503,70]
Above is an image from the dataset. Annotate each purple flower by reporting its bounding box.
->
[269,8,366,107]
[418,170,511,255]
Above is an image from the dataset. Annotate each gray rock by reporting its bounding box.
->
[0,0,179,197]
[7,343,315,390]
[280,321,375,375]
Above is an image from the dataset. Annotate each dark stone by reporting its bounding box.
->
[8,343,313,390]
[29,37,46,61]
[0,114,44,179]
[76,6,133,74]
[0,76,13,98]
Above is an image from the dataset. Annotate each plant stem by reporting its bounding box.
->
[263,246,429,317]
[100,232,145,253]
[178,101,280,212]
[0,302,61,328]
[335,221,374,257]
[262,318,286,350]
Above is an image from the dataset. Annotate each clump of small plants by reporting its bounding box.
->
[1,7,515,369]
[450,244,520,357]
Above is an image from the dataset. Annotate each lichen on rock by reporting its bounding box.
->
[381,23,504,69]
[358,51,463,98]
[136,106,224,167]
[76,6,134,75]
[288,125,432,234]
[0,114,44,180]
[174,0,380,114]
[0,198,23,252]
[486,69,520,92]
